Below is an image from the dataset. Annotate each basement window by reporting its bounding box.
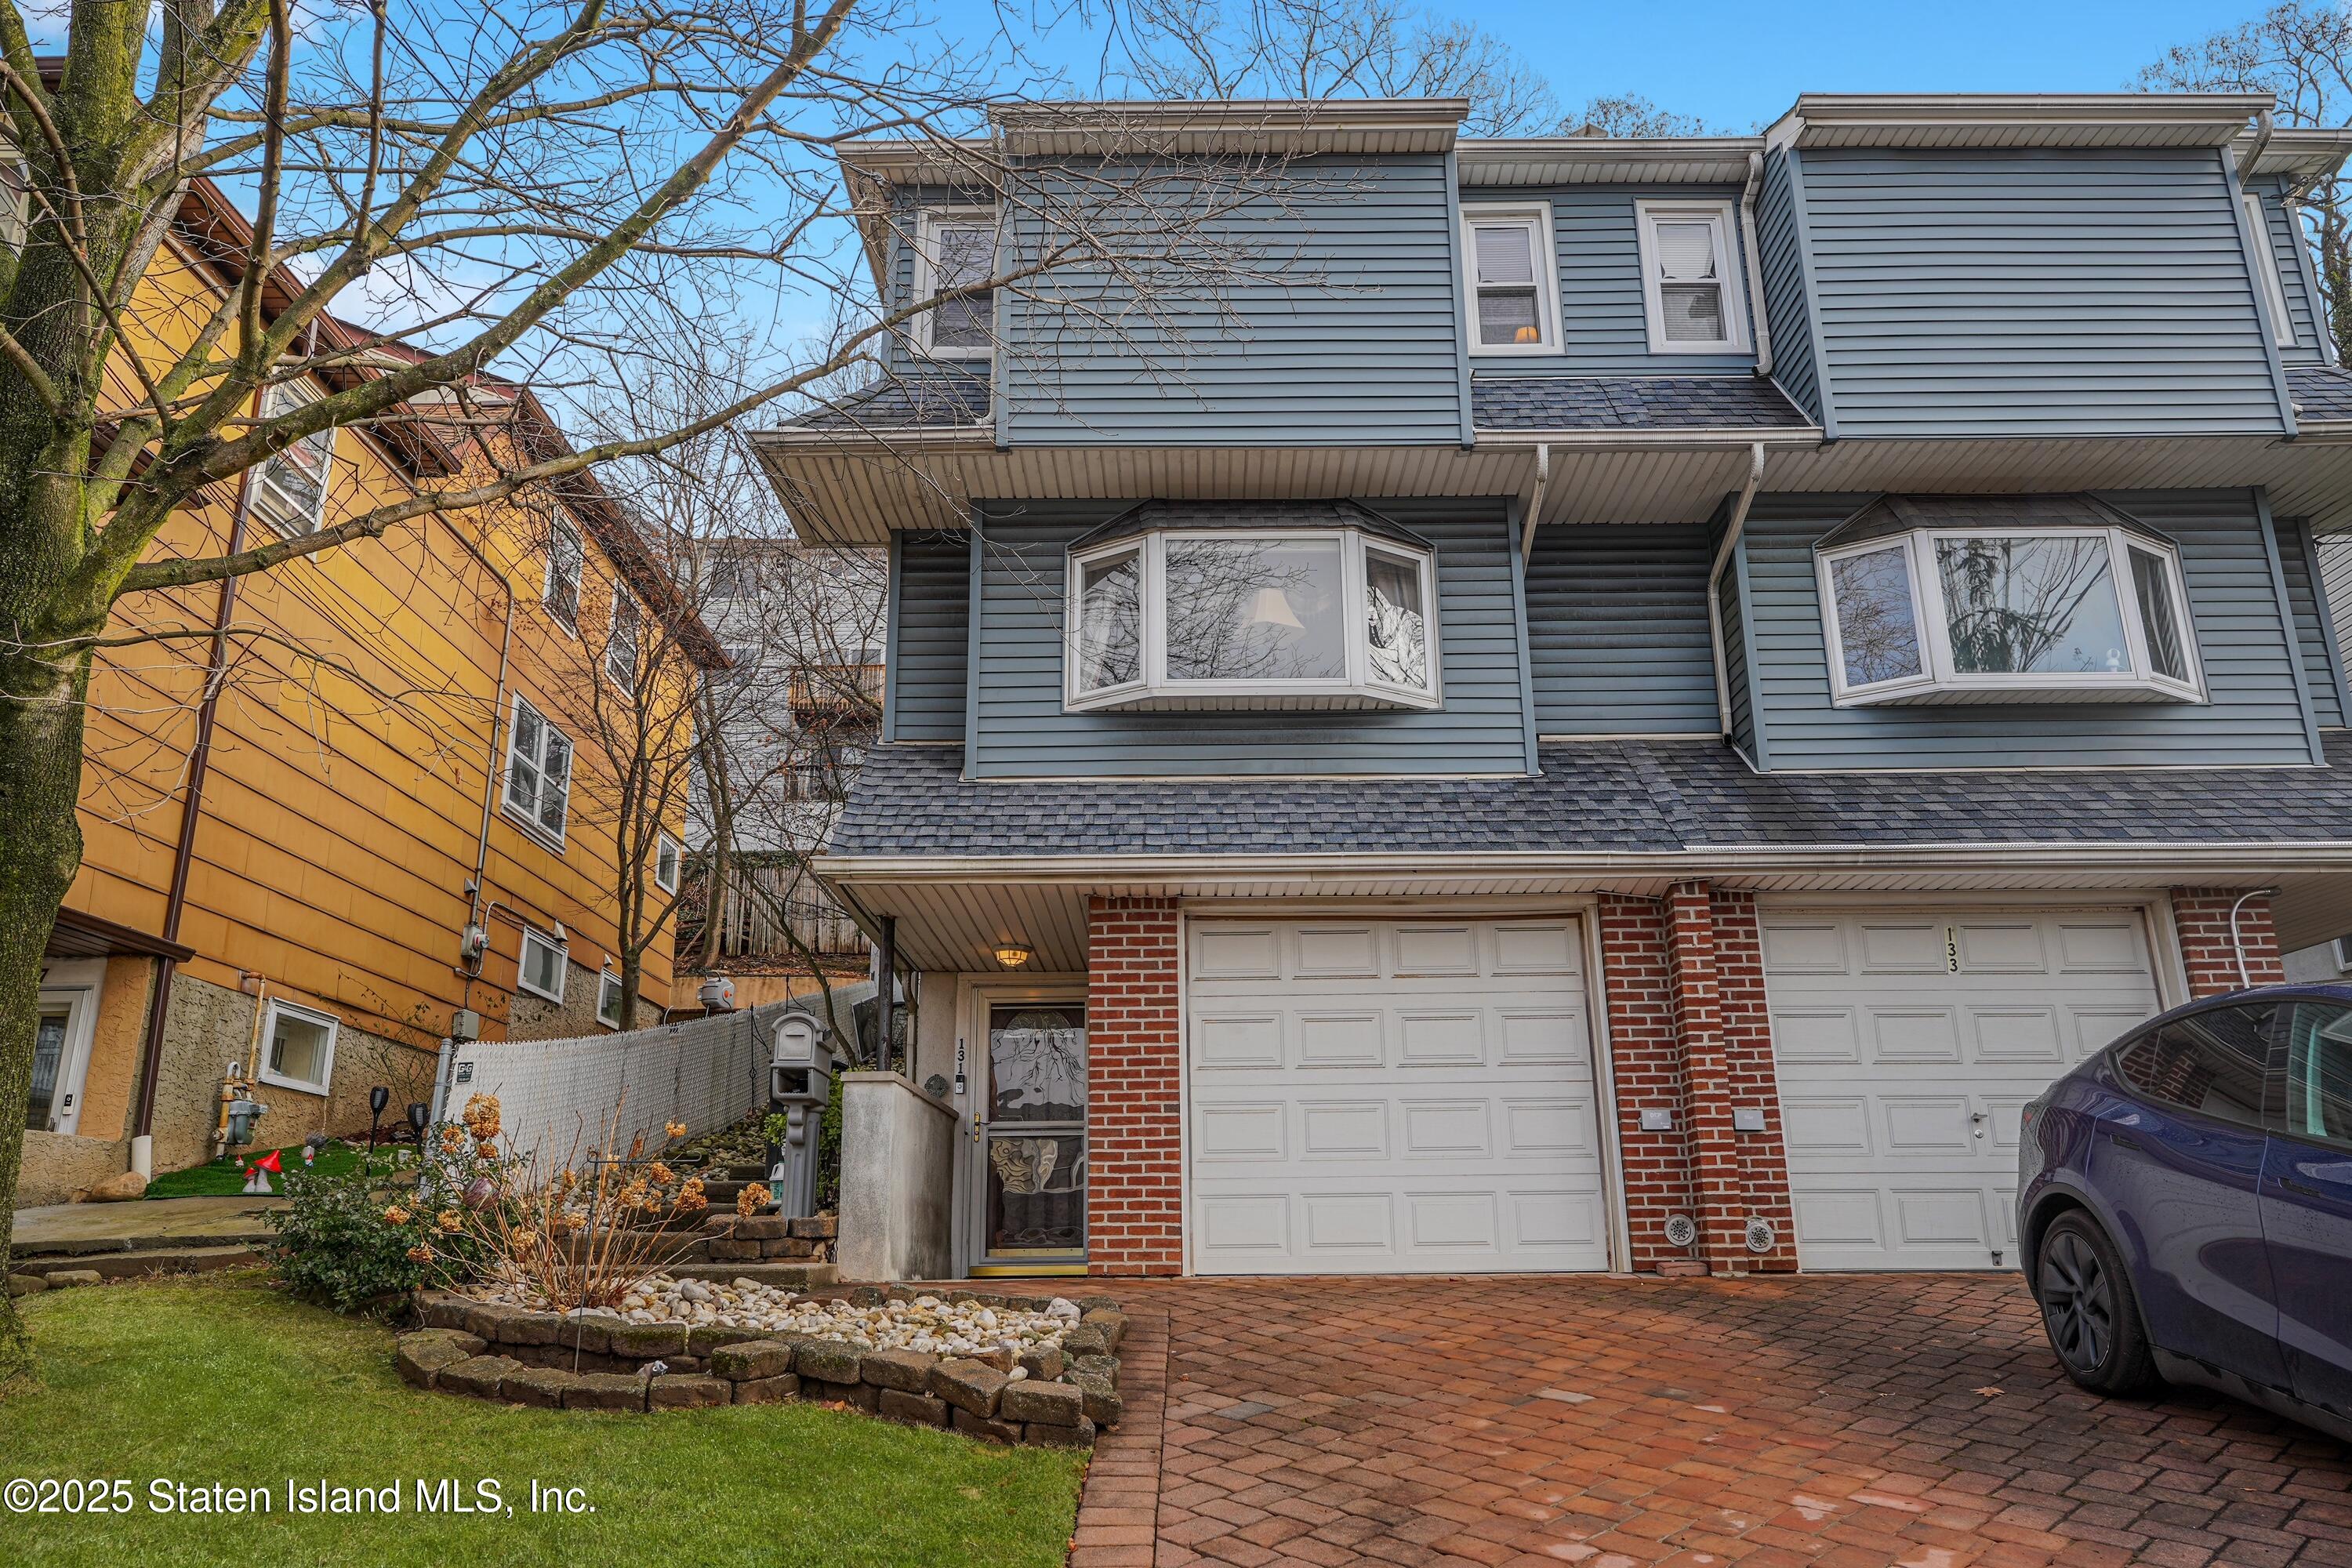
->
[1818,525,2202,706]
[597,969,625,1029]
[518,929,568,1004]
[1067,524,1439,711]
[258,1000,338,1096]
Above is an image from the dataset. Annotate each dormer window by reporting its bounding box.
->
[1636,200,1746,354]
[915,209,996,358]
[1065,503,1439,712]
[1817,499,2202,706]
[1461,206,1558,354]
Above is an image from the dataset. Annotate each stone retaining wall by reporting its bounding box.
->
[401,1285,1127,1449]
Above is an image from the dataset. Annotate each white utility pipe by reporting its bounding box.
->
[1740,153,1777,378]
[1519,443,1551,561]
[1708,443,1771,735]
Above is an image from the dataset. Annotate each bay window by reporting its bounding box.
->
[1067,524,1439,710]
[1818,524,2201,705]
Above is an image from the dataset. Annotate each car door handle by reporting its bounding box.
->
[2274,1175,2330,1200]
[2102,1129,2143,1151]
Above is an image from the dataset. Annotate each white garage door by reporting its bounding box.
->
[1186,917,1610,1276]
[1763,907,2162,1271]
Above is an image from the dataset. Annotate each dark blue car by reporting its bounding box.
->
[2018,983,2352,1441]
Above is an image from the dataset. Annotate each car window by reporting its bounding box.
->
[2280,1002,2352,1150]
[2111,1003,2274,1130]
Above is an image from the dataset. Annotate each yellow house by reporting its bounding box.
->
[20,180,719,1206]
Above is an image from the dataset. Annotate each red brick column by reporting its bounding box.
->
[2169,887,2286,998]
[1710,890,1798,1272]
[1086,896,1182,1276]
[1665,883,1744,1270]
[1598,895,1699,1272]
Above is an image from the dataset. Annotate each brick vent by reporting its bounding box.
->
[1087,896,1184,1276]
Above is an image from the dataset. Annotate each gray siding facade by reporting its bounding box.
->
[999,155,1467,445]
[2279,514,2351,729]
[1462,187,1756,376]
[2251,180,2329,366]
[1797,148,2290,438]
[884,529,971,744]
[965,497,1533,778]
[1755,148,1825,428]
[1526,523,1718,735]
[1732,489,2321,769]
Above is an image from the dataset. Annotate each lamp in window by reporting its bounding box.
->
[1246,587,1302,630]
[1513,325,1542,344]
[993,942,1033,969]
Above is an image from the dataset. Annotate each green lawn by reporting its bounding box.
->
[142,1141,385,1197]
[2,1278,1084,1567]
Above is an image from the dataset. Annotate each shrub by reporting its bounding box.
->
[267,1166,459,1313]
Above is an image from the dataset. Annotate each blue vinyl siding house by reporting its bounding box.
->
[756,95,2352,1294]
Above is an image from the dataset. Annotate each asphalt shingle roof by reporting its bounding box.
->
[2289,366,2352,423]
[783,371,990,432]
[1471,376,1811,433]
[832,735,2352,858]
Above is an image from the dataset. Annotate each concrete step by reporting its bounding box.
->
[666,1261,836,1290]
[722,1161,771,1181]
[16,1228,277,1260]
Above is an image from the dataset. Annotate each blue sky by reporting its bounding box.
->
[1004,0,2280,130]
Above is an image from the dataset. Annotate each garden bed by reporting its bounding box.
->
[403,1283,1127,1446]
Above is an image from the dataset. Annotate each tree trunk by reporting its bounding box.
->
[0,638,93,1367]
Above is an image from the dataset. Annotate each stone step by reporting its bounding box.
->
[15,1228,276,1260]
[666,1261,836,1290]
[17,1245,261,1286]
[723,1161,771,1181]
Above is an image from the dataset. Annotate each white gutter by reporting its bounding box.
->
[1707,442,1769,735]
[1740,153,1777,379]
[1519,443,1550,561]
[815,841,2352,884]
[1473,426,1822,449]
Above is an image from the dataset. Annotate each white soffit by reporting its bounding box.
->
[1455,138,1762,187]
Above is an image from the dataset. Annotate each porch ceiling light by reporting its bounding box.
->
[993,942,1033,969]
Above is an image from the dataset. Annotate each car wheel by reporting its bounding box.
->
[2034,1211,2159,1396]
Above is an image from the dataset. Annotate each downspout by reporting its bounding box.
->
[131,385,268,1173]
[1518,443,1550,562]
[458,554,517,1016]
[2229,886,2280,989]
[1740,153,1776,379]
[1707,443,1770,735]
[2236,107,2276,180]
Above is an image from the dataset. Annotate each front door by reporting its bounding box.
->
[25,1007,70,1132]
[965,1001,1087,1276]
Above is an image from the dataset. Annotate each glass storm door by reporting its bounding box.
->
[25,1009,67,1132]
[968,1003,1087,1272]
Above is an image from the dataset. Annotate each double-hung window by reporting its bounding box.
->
[518,928,567,1004]
[250,379,337,535]
[503,694,573,845]
[1068,521,1440,711]
[1818,523,2202,706]
[607,587,641,692]
[1461,206,1557,354]
[2242,193,2298,350]
[915,210,996,358]
[545,518,583,628]
[1635,200,1746,354]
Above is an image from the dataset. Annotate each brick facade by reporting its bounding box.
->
[2169,887,2286,997]
[1602,885,1797,1276]
[1085,896,1183,1276]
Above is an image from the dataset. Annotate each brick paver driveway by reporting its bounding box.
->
[1067,1272,2352,1568]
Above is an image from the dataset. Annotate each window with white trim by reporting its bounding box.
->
[0,151,28,252]
[597,969,624,1029]
[545,517,583,628]
[1817,525,2203,706]
[606,586,641,692]
[1635,200,1746,354]
[502,694,573,844]
[2333,934,2352,973]
[2244,193,2298,350]
[914,210,996,358]
[1461,206,1558,354]
[655,833,682,895]
[1067,527,1439,710]
[258,999,338,1094]
[249,379,337,535]
[518,929,567,1004]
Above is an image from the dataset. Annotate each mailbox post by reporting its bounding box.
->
[768,1013,833,1219]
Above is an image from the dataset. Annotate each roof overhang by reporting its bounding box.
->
[815,846,2352,972]
[46,906,194,964]
[1455,137,1763,187]
[751,427,2352,546]
[2243,125,2352,185]
[1769,93,2277,152]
